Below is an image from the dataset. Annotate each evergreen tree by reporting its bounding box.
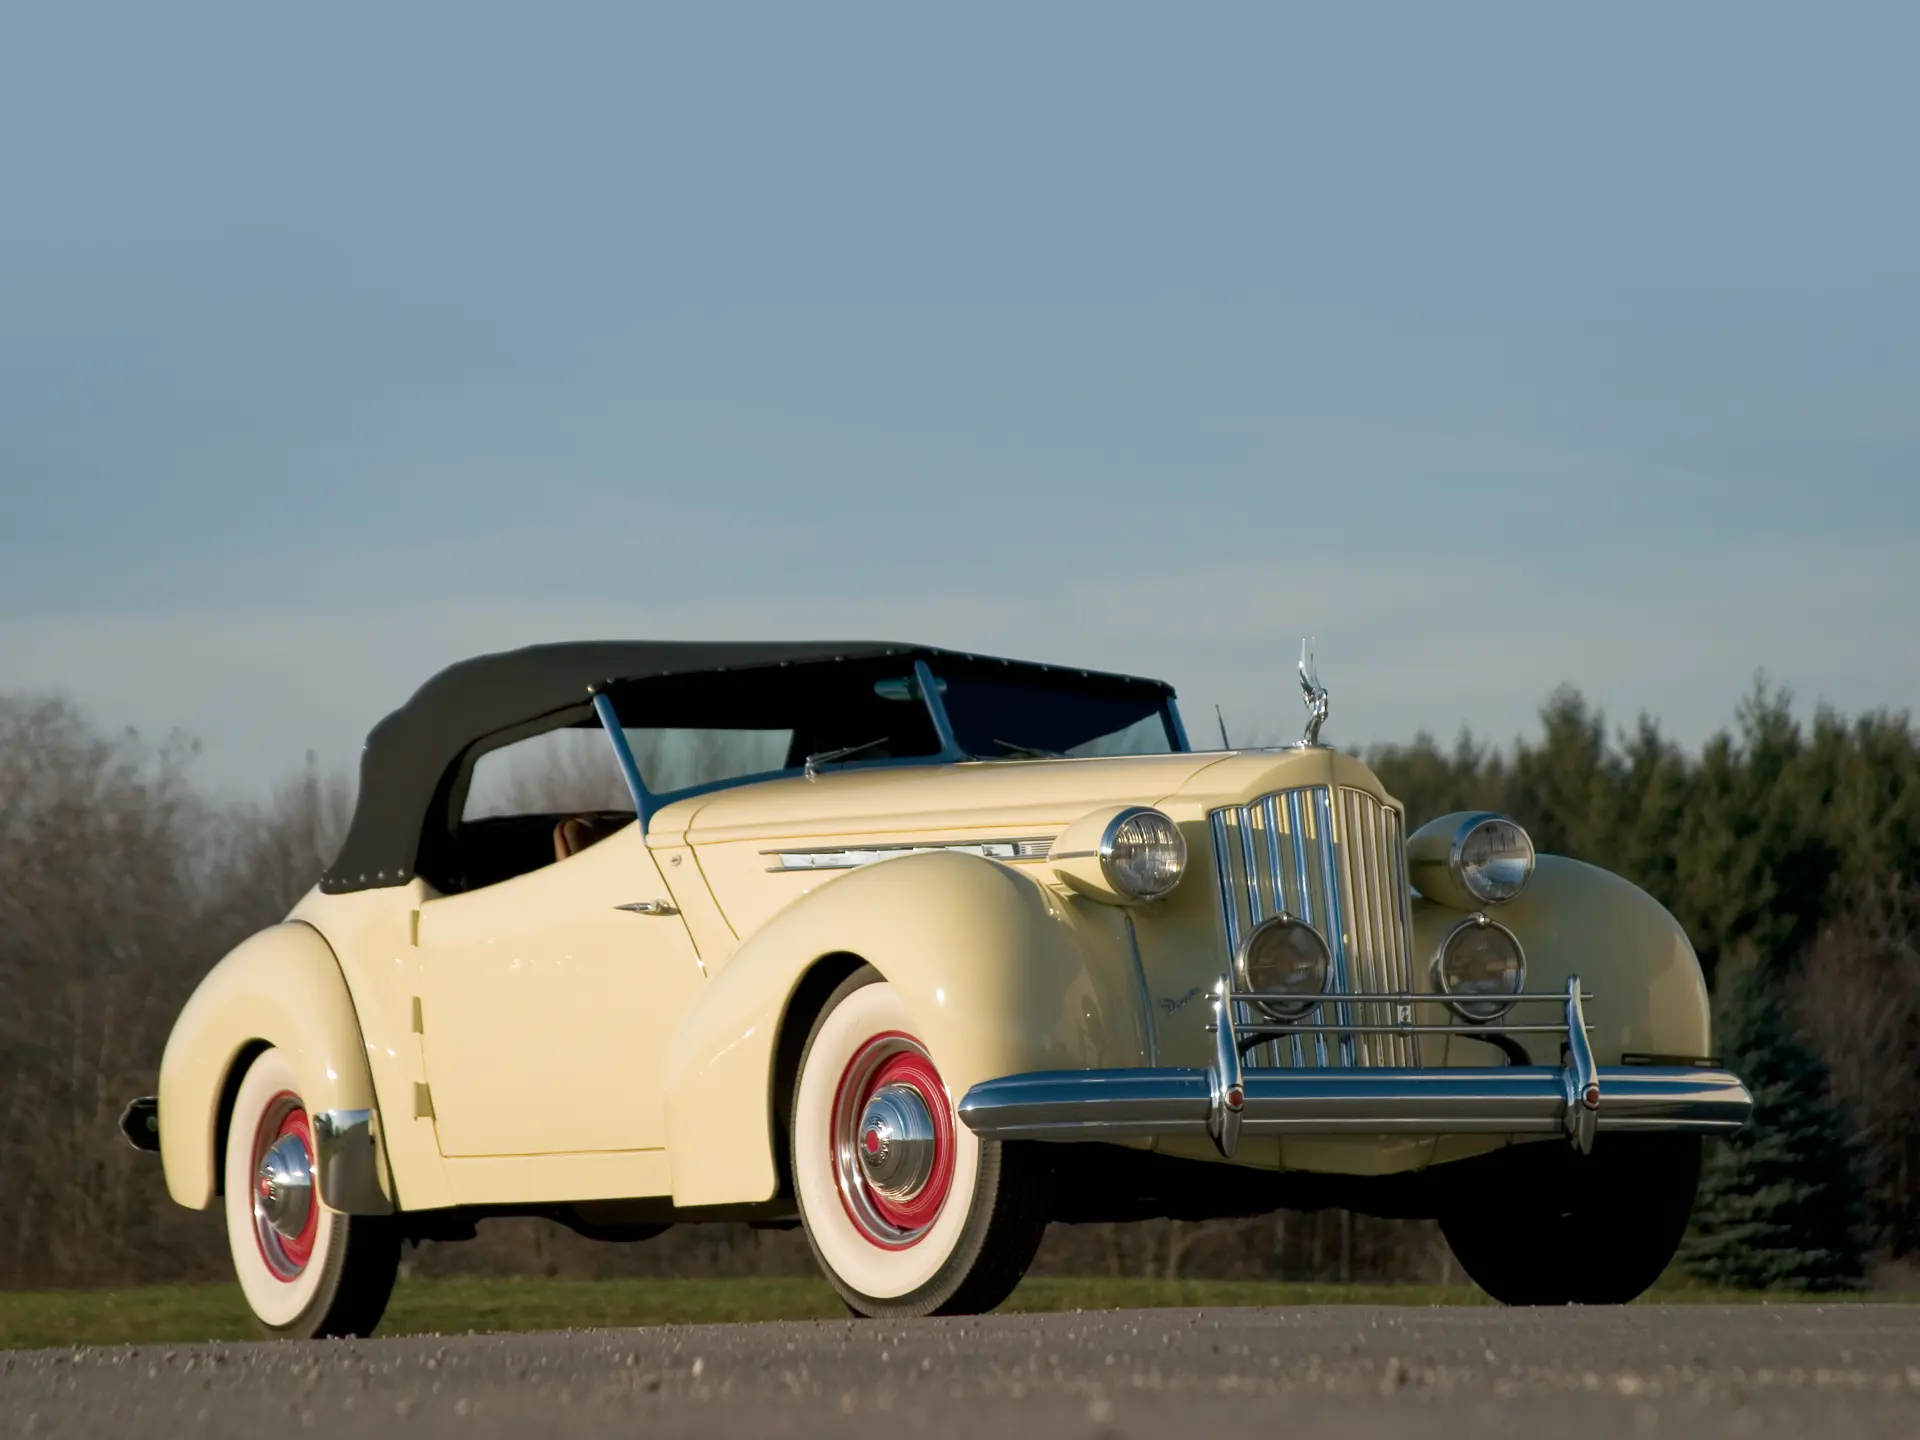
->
[1680,958,1870,1291]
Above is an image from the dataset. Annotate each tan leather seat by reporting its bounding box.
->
[553,814,626,863]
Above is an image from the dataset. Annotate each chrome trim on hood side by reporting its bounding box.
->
[764,837,1054,872]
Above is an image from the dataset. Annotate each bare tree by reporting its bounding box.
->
[0,698,224,1286]
[0,702,367,1289]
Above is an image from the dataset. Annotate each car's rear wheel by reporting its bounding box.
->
[222,1047,400,1338]
[791,968,1049,1317]
[1439,1134,1703,1304]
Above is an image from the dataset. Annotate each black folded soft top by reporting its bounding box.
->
[320,640,1171,894]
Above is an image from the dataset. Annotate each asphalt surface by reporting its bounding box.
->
[5,1305,1919,1439]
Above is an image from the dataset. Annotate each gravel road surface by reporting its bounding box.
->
[6,1304,1919,1439]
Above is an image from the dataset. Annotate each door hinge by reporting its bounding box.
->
[411,996,424,1034]
[409,910,420,946]
[413,1082,435,1120]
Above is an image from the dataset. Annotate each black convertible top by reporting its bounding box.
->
[320,640,1173,893]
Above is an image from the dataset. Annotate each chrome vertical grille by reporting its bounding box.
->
[1208,785,1421,1068]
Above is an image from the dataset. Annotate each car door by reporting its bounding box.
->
[415,823,706,1157]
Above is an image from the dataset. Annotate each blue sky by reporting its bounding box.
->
[3,4,1915,792]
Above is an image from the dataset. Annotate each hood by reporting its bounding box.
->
[657,751,1233,846]
[658,747,1403,947]
[663,745,1396,845]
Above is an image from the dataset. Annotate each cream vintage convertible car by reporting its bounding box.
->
[123,641,1751,1335]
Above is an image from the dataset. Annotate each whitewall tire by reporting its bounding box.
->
[792,969,1049,1317]
[222,1047,399,1337]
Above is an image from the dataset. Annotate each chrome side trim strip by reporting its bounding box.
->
[312,1108,393,1216]
[1124,914,1158,1067]
[764,837,1054,872]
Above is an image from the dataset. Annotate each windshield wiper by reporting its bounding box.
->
[804,735,890,779]
[992,738,1062,759]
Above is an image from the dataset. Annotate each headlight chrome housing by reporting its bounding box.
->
[1051,804,1187,904]
[1452,814,1535,904]
[1431,913,1527,1022]
[1098,806,1187,902]
[1235,914,1331,1020]
[1407,811,1536,908]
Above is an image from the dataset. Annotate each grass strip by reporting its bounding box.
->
[0,1274,1900,1352]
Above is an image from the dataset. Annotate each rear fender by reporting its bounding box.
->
[157,921,390,1211]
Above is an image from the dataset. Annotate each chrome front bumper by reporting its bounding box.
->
[957,974,1752,1159]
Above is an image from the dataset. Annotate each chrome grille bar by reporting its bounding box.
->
[1281,789,1325,1067]
[1337,786,1421,1066]
[1207,784,1422,1070]
[1313,786,1359,1066]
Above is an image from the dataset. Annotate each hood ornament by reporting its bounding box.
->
[1295,639,1329,748]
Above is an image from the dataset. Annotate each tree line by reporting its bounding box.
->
[0,683,1911,1292]
[1369,683,1920,1273]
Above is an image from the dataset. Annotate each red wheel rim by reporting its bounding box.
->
[250,1091,318,1281]
[829,1031,955,1249]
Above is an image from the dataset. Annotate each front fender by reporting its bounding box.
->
[157,921,388,1210]
[1414,854,1711,1066]
[663,850,1139,1208]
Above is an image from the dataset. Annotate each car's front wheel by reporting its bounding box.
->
[222,1047,400,1337]
[1439,1134,1703,1304]
[791,968,1050,1317]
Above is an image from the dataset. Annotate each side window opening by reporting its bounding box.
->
[464,727,632,819]
[444,722,634,892]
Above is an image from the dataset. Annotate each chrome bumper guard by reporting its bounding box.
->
[313,1108,394,1216]
[957,974,1752,1160]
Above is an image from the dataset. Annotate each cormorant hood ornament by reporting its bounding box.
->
[1296,640,1329,748]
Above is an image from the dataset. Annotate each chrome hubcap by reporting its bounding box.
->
[255,1133,314,1242]
[831,1033,955,1248]
[857,1083,936,1201]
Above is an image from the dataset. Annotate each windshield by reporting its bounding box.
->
[930,670,1179,759]
[599,655,1182,804]
[604,659,946,799]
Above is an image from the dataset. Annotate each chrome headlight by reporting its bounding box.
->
[1407,811,1535,907]
[1236,914,1331,1020]
[1050,804,1187,904]
[1098,806,1187,901]
[1454,815,1534,903]
[1431,913,1526,1021]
